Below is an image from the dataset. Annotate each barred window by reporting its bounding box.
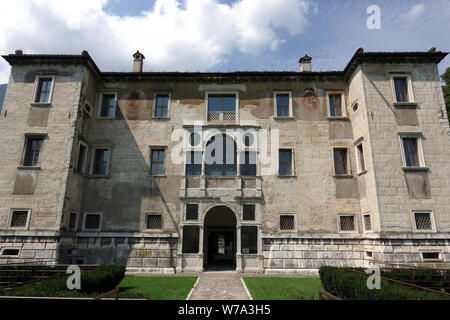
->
[339,215,355,232]
[9,210,29,228]
[186,204,198,221]
[243,205,255,221]
[280,215,295,230]
[363,214,372,231]
[414,212,433,231]
[146,214,162,230]
[84,213,101,231]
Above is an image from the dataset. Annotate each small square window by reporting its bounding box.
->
[9,210,30,228]
[413,212,434,231]
[146,214,162,230]
[22,136,44,167]
[279,149,293,176]
[92,148,110,175]
[243,205,255,221]
[339,215,356,232]
[280,215,295,231]
[33,76,54,103]
[186,204,198,221]
[150,148,165,175]
[333,148,348,175]
[98,93,117,118]
[154,94,169,118]
[84,213,101,231]
[68,212,78,231]
[363,214,372,232]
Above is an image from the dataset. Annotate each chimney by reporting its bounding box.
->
[132,50,145,72]
[299,55,312,72]
[15,49,23,55]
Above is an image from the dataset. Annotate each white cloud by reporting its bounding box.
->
[404,3,425,20]
[0,0,313,82]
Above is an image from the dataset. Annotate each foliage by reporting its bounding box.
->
[442,67,450,121]
[319,266,450,300]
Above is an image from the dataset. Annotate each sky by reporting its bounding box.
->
[0,0,449,84]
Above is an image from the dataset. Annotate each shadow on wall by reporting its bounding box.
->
[0,84,6,115]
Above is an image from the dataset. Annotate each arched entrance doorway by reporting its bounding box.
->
[203,206,237,270]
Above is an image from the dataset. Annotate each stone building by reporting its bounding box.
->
[0,47,449,274]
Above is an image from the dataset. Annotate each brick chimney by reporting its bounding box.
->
[132,50,145,72]
[299,55,312,72]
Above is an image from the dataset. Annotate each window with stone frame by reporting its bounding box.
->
[356,142,366,173]
[22,136,44,167]
[150,148,165,175]
[68,212,78,231]
[92,148,110,175]
[98,93,117,118]
[84,213,102,231]
[154,94,169,118]
[34,77,54,103]
[363,213,372,232]
[182,226,199,253]
[339,215,356,232]
[413,212,434,231]
[333,148,348,175]
[328,93,344,117]
[402,137,419,167]
[278,149,293,176]
[393,77,410,103]
[279,215,295,230]
[275,93,290,117]
[146,213,162,230]
[243,204,256,221]
[241,226,257,254]
[75,141,88,174]
[9,210,30,228]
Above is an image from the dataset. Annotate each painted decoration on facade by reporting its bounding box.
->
[302,87,320,111]
[124,91,146,120]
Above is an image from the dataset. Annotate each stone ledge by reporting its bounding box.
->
[264,268,319,276]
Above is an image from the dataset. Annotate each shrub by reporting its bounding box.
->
[381,268,446,291]
[319,266,450,300]
[0,264,126,297]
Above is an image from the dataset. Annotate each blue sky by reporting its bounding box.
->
[0,0,449,83]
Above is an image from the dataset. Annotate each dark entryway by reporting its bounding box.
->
[203,206,236,270]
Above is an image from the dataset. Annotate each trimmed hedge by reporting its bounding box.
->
[381,268,447,291]
[319,266,450,300]
[0,264,126,297]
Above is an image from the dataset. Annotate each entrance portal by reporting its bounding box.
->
[203,206,237,270]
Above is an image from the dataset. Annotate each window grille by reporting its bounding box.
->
[340,216,355,231]
[10,211,28,228]
[280,215,295,230]
[147,214,162,229]
[414,212,432,231]
[363,214,372,231]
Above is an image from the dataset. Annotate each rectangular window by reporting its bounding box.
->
[150,148,165,175]
[413,212,434,231]
[9,210,30,228]
[393,77,409,103]
[146,214,162,230]
[186,204,199,221]
[333,148,348,175]
[275,93,290,117]
[76,142,88,173]
[422,252,440,261]
[154,94,169,118]
[182,226,199,253]
[402,138,419,167]
[278,149,292,176]
[34,77,54,103]
[363,214,372,232]
[243,205,255,221]
[328,93,343,116]
[280,215,295,231]
[99,93,116,118]
[241,226,257,254]
[1,249,20,256]
[207,94,236,122]
[22,136,44,167]
[83,213,101,231]
[92,148,110,175]
[356,142,366,173]
[240,151,257,176]
[186,151,202,176]
[68,212,78,231]
[339,215,356,232]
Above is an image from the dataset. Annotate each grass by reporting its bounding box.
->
[243,277,324,300]
[117,276,198,300]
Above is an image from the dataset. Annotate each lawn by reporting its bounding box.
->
[117,276,198,300]
[243,277,324,300]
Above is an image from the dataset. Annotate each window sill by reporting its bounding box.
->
[327,116,350,121]
[402,166,429,172]
[273,116,295,121]
[149,174,167,178]
[393,102,418,108]
[89,174,111,179]
[30,102,52,108]
[152,117,170,120]
[277,175,296,179]
[205,176,235,179]
[332,174,353,179]
[95,117,116,120]
[18,166,41,171]
[357,170,367,176]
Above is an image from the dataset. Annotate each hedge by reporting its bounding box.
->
[0,264,126,297]
[319,266,450,300]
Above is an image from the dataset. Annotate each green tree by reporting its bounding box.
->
[441,67,450,122]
